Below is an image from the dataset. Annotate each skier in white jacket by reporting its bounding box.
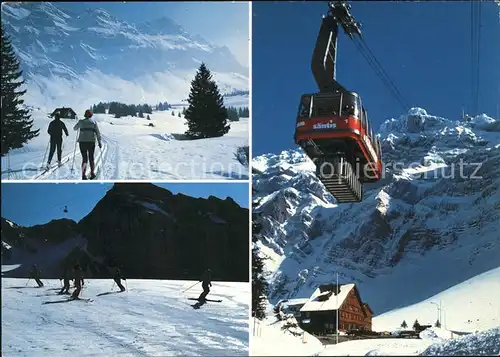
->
[74,109,102,180]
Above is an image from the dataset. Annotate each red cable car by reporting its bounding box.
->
[294,1,383,203]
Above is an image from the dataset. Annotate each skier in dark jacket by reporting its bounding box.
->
[113,268,126,292]
[47,113,69,168]
[198,269,212,301]
[59,266,71,294]
[30,264,44,287]
[71,264,83,299]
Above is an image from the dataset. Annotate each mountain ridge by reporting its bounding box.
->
[1,1,248,110]
[1,183,249,282]
[252,108,500,315]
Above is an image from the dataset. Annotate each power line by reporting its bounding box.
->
[351,35,409,111]
[476,0,482,114]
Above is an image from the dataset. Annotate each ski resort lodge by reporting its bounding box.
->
[297,283,373,335]
[51,107,77,119]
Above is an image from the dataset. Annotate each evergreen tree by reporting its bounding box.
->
[158,102,164,111]
[227,106,239,122]
[178,112,181,118]
[146,114,151,120]
[138,110,144,118]
[1,26,39,155]
[252,192,268,320]
[413,319,421,331]
[182,107,186,115]
[184,63,230,139]
[171,110,175,116]
[401,320,408,328]
[435,319,441,328]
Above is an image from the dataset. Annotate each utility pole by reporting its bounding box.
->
[336,272,339,345]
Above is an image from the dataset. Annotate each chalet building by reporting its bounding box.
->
[51,107,77,119]
[297,283,373,335]
[274,298,310,318]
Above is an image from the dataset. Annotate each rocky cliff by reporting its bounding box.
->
[2,183,249,282]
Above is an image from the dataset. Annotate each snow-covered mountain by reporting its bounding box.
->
[252,108,500,317]
[1,2,248,111]
[2,183,249,281]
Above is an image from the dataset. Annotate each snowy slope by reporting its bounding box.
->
[2,277,249,356]
[373,267,500,333]
[1,2,249,110]
[1,111,249,180]
[252,108,500,317]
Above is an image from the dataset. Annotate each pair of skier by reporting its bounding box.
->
[47,110,102,180]
[59,264,84,299]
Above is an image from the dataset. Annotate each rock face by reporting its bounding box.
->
[253,109,500,314]
[2,183,249,282]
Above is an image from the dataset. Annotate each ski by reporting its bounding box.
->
[96,291,125,296]
[187,298,222,303]
[42,297,93,304]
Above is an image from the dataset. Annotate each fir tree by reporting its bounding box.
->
[413,319,421,331]
[1,25,39,155]
[138,110,144,118]
[171,110,175,116]
[178,112,181,118]
[401,320,408,328]
[184,63,230,139]
[252,192,268,320]
[146,114,151,120]
[435,319,441,328]
[182,107,186,115]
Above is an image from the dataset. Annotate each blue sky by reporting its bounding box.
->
[252,1,500,156]
[58,2,249,67]
[1,183,249,227]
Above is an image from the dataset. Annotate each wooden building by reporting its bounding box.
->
[51,107,77,119]
[297,283,373,335]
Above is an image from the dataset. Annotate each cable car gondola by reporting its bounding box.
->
[294,1,383,203]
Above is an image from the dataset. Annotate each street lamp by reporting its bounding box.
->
[430,301,442,326]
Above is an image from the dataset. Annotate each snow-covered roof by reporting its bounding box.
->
[300,283,355,312]
[283,298,310,306]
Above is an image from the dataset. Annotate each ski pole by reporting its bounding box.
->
[41,140,50,168]
[111,281,115,290]
[125,279,128,292]
[25,278,31,287]
[182,281,200,293]
[70,130,79,173]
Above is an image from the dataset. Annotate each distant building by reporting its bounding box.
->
[274,298,310,318]
[51,107,77,119]
[297,283,373,335]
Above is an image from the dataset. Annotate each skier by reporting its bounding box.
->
[73,109,102,180]
[59,266,71,294]
[198,268,212,301]
[30,264,44,287]
[113,268,126,292]
[46,113,69,168]
[71,264,83,299]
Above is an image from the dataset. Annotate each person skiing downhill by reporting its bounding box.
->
[198,268,212,301]
[113,268,126,292]
[59,266,71,294]
[46,113,69,168]
[30,264,44,287]
[73,110,102,180]
[71,264,83,299]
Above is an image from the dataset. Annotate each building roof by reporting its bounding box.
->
[51,107,76,115]
[300,283,355,312]
[283,298,310,307]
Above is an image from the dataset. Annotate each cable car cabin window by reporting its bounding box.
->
[298,96,312,119]
[311,94,341,117]
[340,92,360,118]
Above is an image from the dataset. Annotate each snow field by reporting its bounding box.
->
[1,105,249,180]
[2,278,249,356]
